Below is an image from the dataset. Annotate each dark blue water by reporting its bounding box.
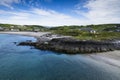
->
[0,34,120,80]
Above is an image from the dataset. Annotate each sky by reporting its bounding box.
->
[0,0,120,26]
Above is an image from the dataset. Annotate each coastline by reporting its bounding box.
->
[0,32,120,68]
[19,37,120,54]
[0,31,120,54]
[0,31,50,38]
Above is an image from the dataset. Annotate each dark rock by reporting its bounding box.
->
[18,42,36,46]
[18,38,120,54]
[13,42,17,44]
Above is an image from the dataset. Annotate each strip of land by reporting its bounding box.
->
[0,31,50,38]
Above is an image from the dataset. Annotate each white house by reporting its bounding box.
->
[10,29,20,32]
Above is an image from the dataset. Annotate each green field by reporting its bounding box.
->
[0,23,120,40]
[50,24,120,40]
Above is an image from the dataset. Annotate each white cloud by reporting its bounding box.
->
[0,0,20,9]
[75,0,120,24]
[32,8,54,16]
[0,8,85,26]
[1,0,119,26]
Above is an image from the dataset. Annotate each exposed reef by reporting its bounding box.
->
[18,34,120,54]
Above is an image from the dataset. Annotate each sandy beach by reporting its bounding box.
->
[0,31,50,38]
[87,50,120,68]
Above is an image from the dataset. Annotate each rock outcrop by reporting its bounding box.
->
[18,37,120,54]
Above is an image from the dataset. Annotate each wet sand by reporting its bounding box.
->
[87,50,120,68]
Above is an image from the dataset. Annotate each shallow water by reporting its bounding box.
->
[0,34,120,80]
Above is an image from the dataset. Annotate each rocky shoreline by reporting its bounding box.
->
[18,34,120,54]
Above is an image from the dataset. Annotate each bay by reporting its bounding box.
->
[0,34,120,80]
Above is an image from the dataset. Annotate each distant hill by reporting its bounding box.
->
[0,23,48,31]
[0,23,120,40]
[50,24,120,32]
[50,24,120,40]
[0,23,120,32]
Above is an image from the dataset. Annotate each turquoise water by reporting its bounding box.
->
[0,34,120,80]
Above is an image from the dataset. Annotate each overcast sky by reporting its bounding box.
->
[0,0,120,26]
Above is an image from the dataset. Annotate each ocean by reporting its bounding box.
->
[0,34,120,80]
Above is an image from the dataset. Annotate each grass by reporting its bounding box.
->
[0,23,120,40]
[52,29,120,41]
[75,32,120,40]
